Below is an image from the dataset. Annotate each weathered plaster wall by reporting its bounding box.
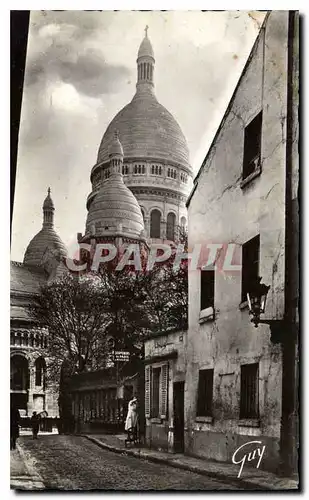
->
[186,11,290,471]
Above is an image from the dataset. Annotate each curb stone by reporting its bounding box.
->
[13,442,45,490]
[84,435,288,491]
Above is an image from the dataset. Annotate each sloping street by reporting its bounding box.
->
[12,435,242,491]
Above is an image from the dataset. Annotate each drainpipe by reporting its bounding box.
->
[279,10,299,477]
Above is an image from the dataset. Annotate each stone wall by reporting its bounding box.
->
[186,11,291,472]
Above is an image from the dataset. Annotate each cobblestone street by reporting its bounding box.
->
[12,435,242,491]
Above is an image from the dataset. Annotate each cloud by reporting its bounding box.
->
[25,16,131,97]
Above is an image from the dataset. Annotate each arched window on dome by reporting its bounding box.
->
[155,165,158,175]
[35,357,46,388]
[166,213,176,241]
[142,165,145,174]
[159,166,162,175]
[167,168,170,177]
[151,165,155,175]
[180,216,187,230]
[134,165,138,174]
[150,210,161,239]
[11,355,29,392]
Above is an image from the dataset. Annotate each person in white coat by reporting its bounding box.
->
[125,397,138,438]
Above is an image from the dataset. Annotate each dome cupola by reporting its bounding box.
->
[23,189,67,268]
[96,28,190,168]
[137,26,154,59]
[85,133,144,241]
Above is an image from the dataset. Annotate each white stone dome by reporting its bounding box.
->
[85,174,144,239]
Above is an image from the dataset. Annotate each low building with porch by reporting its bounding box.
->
[144,329,187,453]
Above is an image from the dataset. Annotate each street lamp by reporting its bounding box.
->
[247,277,292,344]
[247,277,270,327]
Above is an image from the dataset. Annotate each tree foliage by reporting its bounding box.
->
[29,232,188,380]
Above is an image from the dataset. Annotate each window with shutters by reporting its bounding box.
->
[145,365,152,418]
[196,369,214,417]
[159,364,169,419]
[240,363,259,418]
[145,364,169,420]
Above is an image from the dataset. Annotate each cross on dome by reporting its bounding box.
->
[145,25,149,37]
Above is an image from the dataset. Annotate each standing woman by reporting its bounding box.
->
[125,397,138,442]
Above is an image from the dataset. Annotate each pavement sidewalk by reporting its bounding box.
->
[84,433,299,491]
[10,443,45,490]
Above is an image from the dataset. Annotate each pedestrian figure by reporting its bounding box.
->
[10,405,20,450]
[125,397,139,446]
[31,411,40,439]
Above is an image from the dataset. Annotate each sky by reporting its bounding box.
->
[11,10,266,262]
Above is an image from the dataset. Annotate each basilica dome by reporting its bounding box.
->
[86,131,144,240]
[97,29,190,170]
[97,92,190,168]
[24,229,67,267]
[85,29,192,244]
[85,175,144,239]
[23,189,67,268]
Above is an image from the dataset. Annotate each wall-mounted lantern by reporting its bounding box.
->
[247,277,270,327]
[247,277,288,344]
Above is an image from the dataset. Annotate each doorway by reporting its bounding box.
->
[173,381,184,453]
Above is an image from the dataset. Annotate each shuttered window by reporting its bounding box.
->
[196,369,214,417]
[159,364,169,419]
[145,363,169,419]
[145,366,152,418]
[240,363,259,418]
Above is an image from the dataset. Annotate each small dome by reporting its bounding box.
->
[23,228,67,268]
[138,33,154,59]
[43,188,54,210]
[109,130,124,157]
[86,175,144,239]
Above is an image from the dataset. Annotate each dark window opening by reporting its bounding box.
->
[240,363,259,418]
[241,235,260,303]
[243,112,262,180]
[35,358,46,387]
[166,212,176,241]
[201,269,215,311]
[152,367,161,418]
[150,210,161,238]
[196,369,214,417]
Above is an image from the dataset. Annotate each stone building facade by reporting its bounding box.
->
[185,11,299,474]
[10,190,67,417]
